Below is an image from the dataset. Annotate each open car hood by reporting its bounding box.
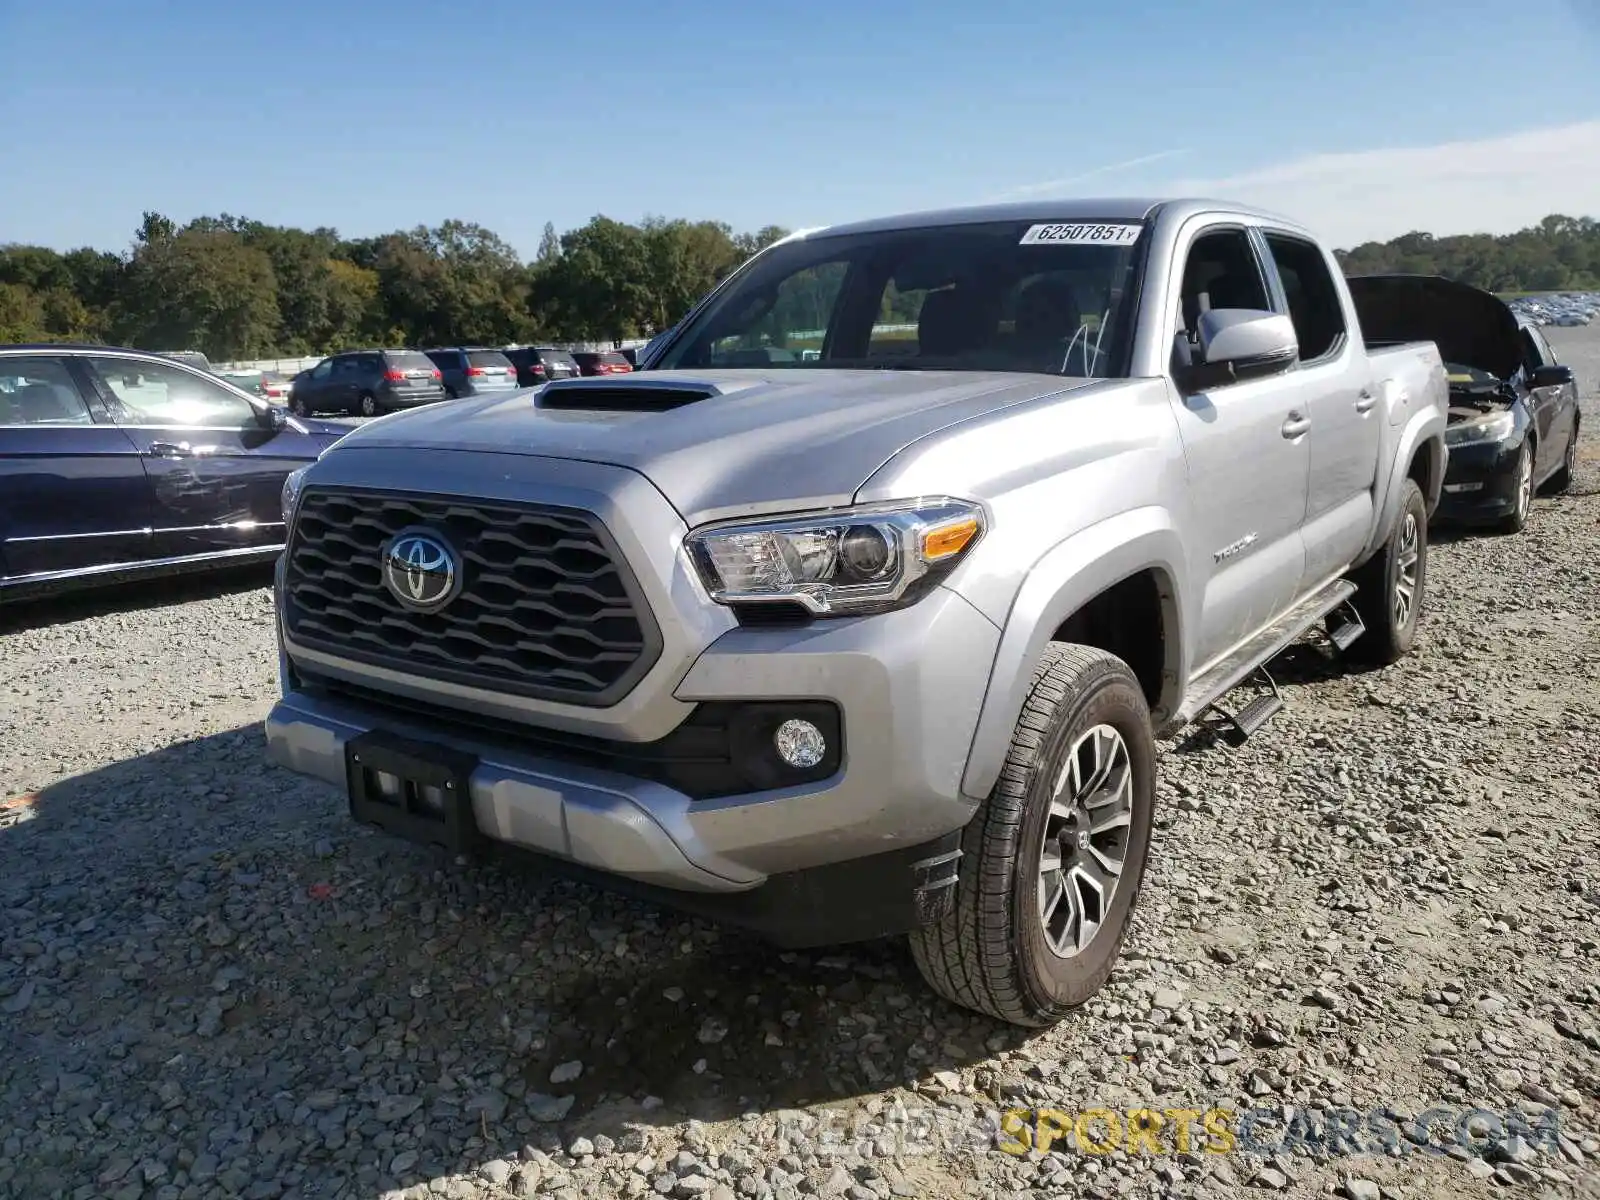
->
[1346,273,1524,383]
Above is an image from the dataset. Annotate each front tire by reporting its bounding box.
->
[289,394,310,418]
[1493,440,1534,535]
[1545,421,1579,494]
[910,644,1156,1027]
[1346,477,1427,665]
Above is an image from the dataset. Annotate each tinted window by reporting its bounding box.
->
[1262,232,1347,362]
[0,357,93,425]
[467,350,513,368]
[598,351,630,366]
[1173,229,1271,375]
[658,219,1147,379]
[334,357,362,375]
[540,351,578,368]
[1522,326,1557,370]
[88,357,257,426]
[385,351,437,371]
[310,360,333,379]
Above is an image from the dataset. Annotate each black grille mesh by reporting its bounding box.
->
[284,489,657,704]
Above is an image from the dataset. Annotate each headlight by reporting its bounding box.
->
[686,498,985,616]
[281,465,311,525]
[1445,410,1516,446]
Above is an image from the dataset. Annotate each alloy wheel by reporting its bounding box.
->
[1515,444,1534,522]
[1393,511,1420,631]
[1038,724,1134,958]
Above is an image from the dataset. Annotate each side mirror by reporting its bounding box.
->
[1530,363,1574,389]
[1177,309,1299,391]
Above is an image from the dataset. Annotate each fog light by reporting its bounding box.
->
[773,718,827,769]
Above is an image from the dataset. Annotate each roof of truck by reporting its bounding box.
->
[801,197,1309,240]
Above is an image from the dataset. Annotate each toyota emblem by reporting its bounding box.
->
[381,529,461,613]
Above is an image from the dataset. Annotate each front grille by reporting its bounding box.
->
[284,488,660,706]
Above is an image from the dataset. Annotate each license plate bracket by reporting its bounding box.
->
[345,730,481,855]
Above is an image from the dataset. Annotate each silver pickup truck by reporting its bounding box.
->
[266,198,1448,1027]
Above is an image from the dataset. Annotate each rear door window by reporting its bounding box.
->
[1260,232,1348,363]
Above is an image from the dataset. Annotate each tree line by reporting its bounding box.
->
[0,212,790,361]
[2,210,1598,360]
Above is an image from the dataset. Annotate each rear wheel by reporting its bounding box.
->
[1346,478,1427,665]
[359,392,381,418]
[909,644,1156,1027]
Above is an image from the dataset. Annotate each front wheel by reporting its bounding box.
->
[1545,421,1579,495]
[910,644,1156,1027]
[1494,440,1534,535]
[289,395,310,418]
[1346,477,1427,665]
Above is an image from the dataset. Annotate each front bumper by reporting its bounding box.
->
[265,583,999,896]
[1436,435,1524,522]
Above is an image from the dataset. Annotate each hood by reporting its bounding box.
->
[1346,273,1523,383]
[328,368,1106,524]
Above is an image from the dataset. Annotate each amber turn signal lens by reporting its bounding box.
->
[922,516,980,561]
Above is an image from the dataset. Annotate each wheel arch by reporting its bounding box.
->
[959,509,1186,801]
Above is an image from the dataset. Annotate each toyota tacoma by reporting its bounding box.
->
[266,198,1448,1026]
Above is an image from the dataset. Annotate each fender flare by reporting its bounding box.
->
[958,507,1186,800]
[1363,407,1446,563]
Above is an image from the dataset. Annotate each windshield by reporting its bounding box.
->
[655,219,1146,378]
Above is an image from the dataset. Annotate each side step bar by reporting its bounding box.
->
[1325,597,1366,651]
[1206,668,1284,746]
[1173,578,1359,731]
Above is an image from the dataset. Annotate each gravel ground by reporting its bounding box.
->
[3,331,1599,1200]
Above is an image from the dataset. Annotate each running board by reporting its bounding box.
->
[1205,668,1284,746]
[1174,579,1359,729]
[1326,598,1366,652]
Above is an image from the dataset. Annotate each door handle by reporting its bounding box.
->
[146,441,192,458]
[1281,413,1311,438]
[1355,389,1378,413]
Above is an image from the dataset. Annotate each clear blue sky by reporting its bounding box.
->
[3,0,1599,256]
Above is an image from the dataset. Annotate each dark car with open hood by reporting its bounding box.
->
[1347,274,1582,534]
[0,344,350,602]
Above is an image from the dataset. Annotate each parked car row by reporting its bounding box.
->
[281,345,637,416]
[1509,291,1600,327]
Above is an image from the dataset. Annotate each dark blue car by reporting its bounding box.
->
[1,344,350,601]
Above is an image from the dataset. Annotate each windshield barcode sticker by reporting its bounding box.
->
[1020,223,1142,246]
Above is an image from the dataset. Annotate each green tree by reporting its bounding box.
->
[115,221,280,358]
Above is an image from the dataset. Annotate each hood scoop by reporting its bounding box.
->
[537,377,725,412]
